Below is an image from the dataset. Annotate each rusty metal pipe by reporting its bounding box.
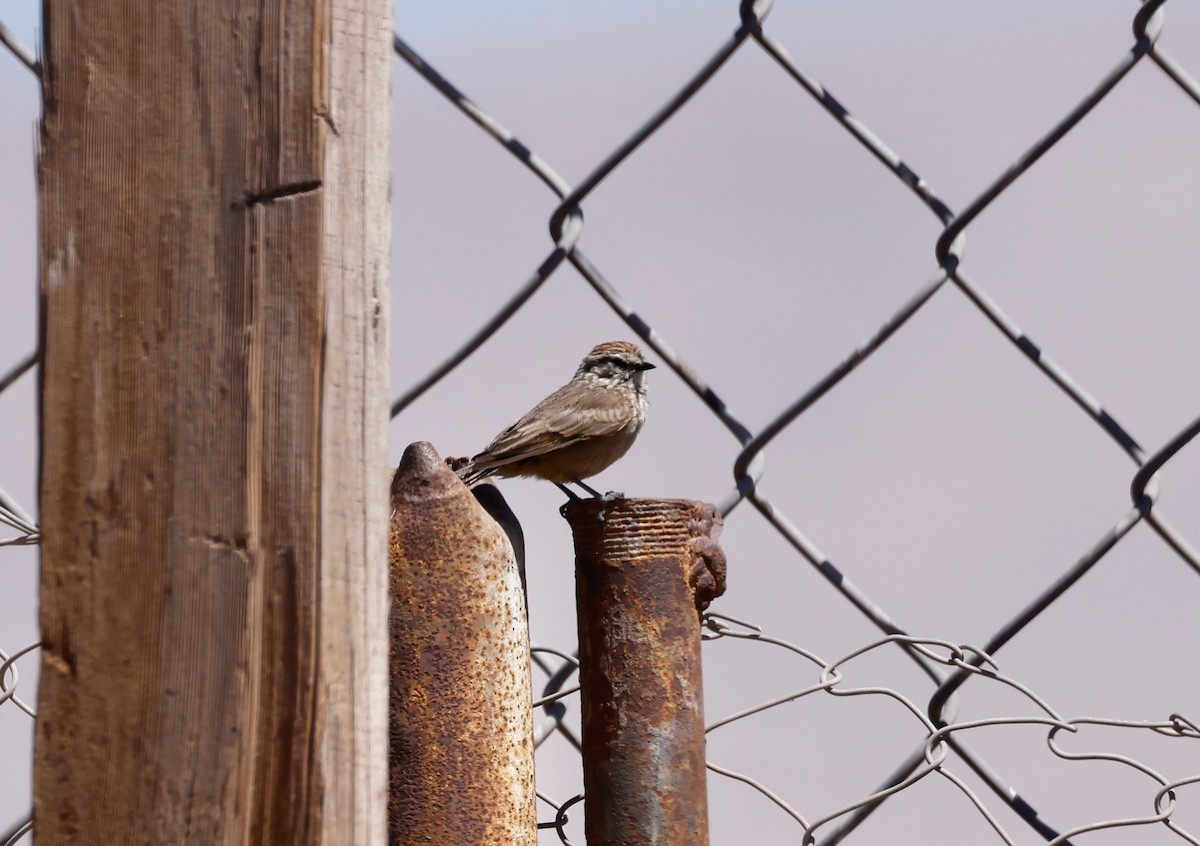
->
[388,442,537,845]
[564,497,726,846]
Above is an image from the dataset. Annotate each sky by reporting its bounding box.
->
[2,1,1200,843]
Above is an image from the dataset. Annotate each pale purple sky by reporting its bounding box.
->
[3,1,1200,842]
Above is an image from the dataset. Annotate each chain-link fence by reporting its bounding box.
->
[4,1,1200,843]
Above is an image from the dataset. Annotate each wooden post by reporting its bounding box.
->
[34,2,391,844]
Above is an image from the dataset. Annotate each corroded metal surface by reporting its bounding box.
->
[388,442,536,845]
[565,497,726,846]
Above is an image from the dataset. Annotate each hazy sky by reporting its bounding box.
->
[3,1,1199,843]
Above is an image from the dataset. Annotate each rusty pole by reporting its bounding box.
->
[563,497,727,846]
[388,442,537,845]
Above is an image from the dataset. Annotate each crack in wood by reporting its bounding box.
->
[240,179,323,208]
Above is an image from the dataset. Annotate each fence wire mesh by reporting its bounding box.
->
[3,1,1200,844]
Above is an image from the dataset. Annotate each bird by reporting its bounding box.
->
[456,341,655,498]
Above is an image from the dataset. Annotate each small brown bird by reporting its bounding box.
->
[456,341,655,497]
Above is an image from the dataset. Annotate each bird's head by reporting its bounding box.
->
[576,341,656,389]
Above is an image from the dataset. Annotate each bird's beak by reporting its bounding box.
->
[636,361,656,371]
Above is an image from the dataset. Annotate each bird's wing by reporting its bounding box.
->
[469,383,637,470]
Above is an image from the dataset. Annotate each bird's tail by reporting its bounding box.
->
[452,458,491,486]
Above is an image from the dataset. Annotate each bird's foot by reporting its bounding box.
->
[556,482,581,517]
[557,481,623,516]
[570,478,605,498]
